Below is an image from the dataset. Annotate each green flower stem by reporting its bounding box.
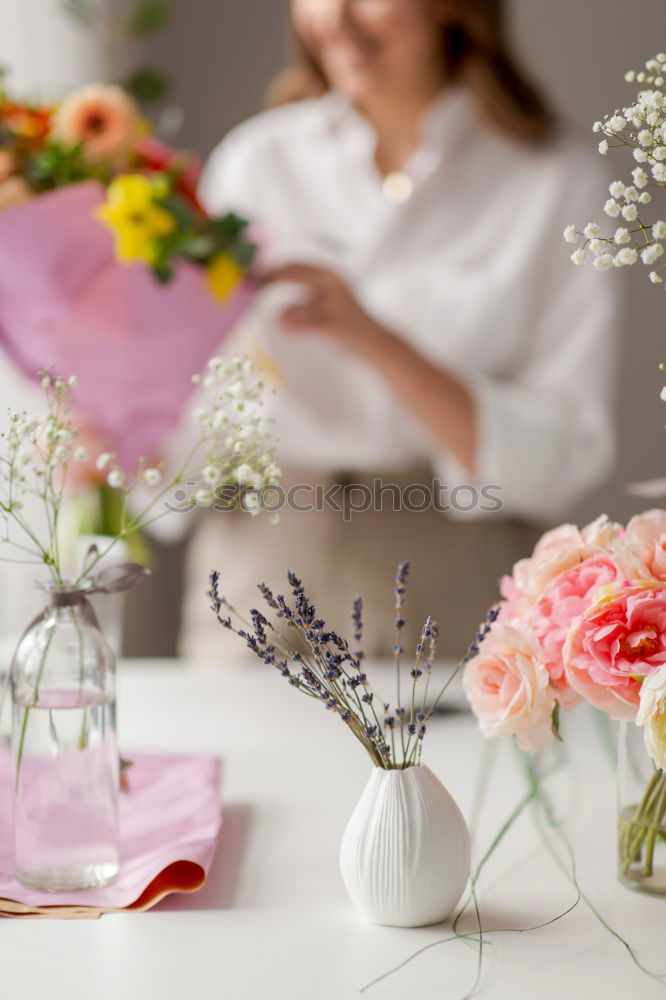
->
[620,768,666,877]
[14,624,56,791]
[643,780,666,877]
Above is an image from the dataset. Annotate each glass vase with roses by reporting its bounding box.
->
[463,510,666,895]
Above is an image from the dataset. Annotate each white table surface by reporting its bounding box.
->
[2,656,666,1000]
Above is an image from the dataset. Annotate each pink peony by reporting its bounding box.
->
[463,622,556,752]
[563,583,666,720]
[51,84,140,165]
[529,554,626,708]
[625,509,666,582]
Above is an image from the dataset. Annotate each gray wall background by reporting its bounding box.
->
[0,0,664,654]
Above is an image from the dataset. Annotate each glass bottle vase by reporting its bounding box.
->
[618,721,666,895]
[10,581,120,892]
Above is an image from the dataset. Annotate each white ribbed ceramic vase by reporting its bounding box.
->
[339,764,471,927]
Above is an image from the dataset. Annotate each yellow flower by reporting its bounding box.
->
[96,174,175,265]
[206,252,244,302]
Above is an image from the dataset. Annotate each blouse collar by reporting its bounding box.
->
[311,86,476,157]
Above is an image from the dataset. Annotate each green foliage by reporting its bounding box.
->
[23,142,110,192]
[551,702,562,742]
[124,68,172,105]
[126,0,172,36]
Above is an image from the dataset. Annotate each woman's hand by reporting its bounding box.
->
[262,261,478,473]
[261,262,389,363]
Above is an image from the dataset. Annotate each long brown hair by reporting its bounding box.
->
[267,0,555,144]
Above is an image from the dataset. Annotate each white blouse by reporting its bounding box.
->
[199,88,619,522]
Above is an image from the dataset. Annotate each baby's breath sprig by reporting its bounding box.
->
[209,563,499,770]
[0,356,279,584]
[564,52,666,284]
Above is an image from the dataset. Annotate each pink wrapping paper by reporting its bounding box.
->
[0,751,222,916]
[0,181,256,469]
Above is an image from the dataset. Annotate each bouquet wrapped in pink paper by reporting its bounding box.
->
[463,510,666,889]
[0,81,258,467]
[0,181,255,468]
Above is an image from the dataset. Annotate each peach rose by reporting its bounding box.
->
[463,622,556,752]
[0,150,16,184]
[0,176,32,213]
[625,509,666,582]
[563,583,666,721]
[581,513,625,550]
[51,83,140,165]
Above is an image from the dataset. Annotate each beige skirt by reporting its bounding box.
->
[178,464,542,664]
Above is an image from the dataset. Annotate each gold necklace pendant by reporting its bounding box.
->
[382,171,414,204]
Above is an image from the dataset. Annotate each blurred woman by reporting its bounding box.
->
[180,0,618,660]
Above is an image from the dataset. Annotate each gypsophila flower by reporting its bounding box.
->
[73,446,88,462]
[588,239,606,256]
[563,225,578,243]
[642,244,665,265]
[653,163,666,182]
[633,167,649,188]
[650,272,663,283]
[614,227,631,245]
[571,249,588,265]
[96,452,113,471]
[604,199,621,217]
[594,254,615,271]
[142,467,161,487]
[615,247,638,266]
[610,180,626,198]
[653,221,666,240]
[639,191,652,204]
[661,387,666,401]
[598,140,609,155]
[583,222,600,239]
[107,468,124,489]
[634,148,649,163]
[622,204,638,221]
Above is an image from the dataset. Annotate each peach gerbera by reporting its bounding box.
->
[51,84,140,166]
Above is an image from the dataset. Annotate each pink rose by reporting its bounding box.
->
[625,509,666,582]
[529,554,624,708]
[563,583,666,720]
[463,622,556,752]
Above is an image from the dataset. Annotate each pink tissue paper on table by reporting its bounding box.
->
[0,181,256,470]
[0,751,222,916]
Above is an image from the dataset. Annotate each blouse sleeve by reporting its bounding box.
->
[438,159,621,524]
